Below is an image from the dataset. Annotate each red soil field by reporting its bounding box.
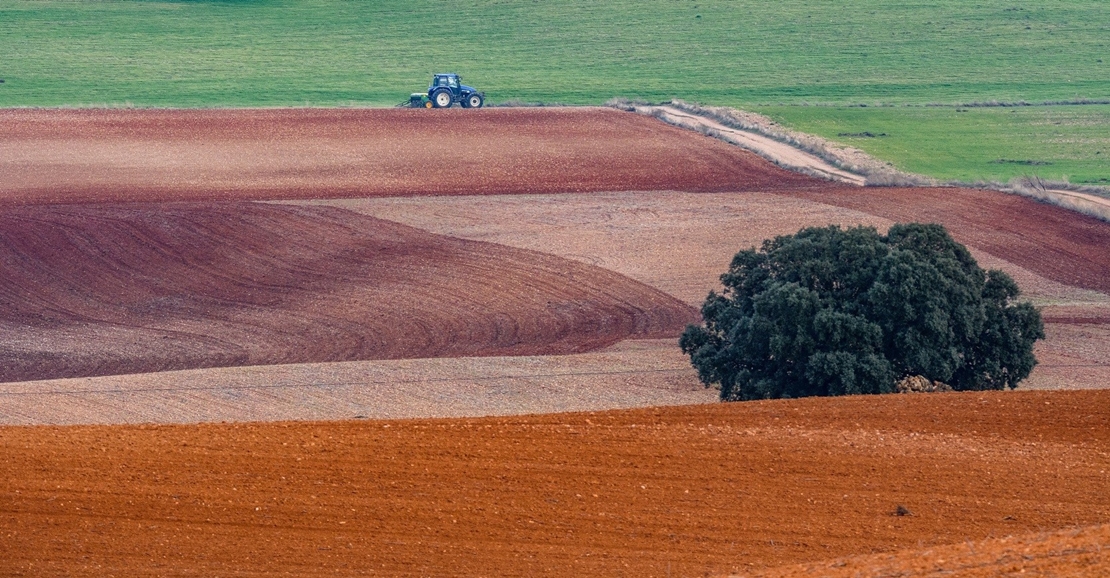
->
[2,389,1107,577]
[0,107,820,206]
[0,202,695,382]
[0,108,1106,396]
[2,108,1108,575]
[2,107,1104,298]
[784,186,1110,295]
[750,523,1110,577]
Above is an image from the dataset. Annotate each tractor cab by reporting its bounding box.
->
[431,74,461,91]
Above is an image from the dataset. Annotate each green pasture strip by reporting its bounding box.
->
[753,105,1110,185]
[0,0,1106,107]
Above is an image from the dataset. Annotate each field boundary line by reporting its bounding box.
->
[615,99,1110,222]
[0,367,693,397]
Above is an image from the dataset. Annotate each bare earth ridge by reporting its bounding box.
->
[0,201,694,382]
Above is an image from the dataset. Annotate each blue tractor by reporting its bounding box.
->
[405,73,485,109]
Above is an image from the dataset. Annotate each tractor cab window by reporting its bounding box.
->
[436,77,448,87]
[448,76,458,87]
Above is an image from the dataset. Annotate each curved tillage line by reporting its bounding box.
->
[0,202,696,383]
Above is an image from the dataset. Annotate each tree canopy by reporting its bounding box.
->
[679,223,1044,401]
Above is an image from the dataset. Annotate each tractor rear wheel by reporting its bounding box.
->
[466,93,484,109]
[433,89,453,108]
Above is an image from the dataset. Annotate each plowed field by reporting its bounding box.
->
[0,107,819,206]
[749,523,1110,577]
[782,186,1110,295]
[0,202,694,382]
[2,107,1109,576]
[2,390,1107,577]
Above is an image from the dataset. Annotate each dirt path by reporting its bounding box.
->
[637,104,1110,216]
[1045,187,1110,213]
[632,105,868,185]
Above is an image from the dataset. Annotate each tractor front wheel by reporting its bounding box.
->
[466,93,484,109]
[433,89,453,108]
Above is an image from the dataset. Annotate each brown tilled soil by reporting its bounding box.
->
[307,190,1110,396]
[784,186,1110,295]
[746,523,1110,577]
[1,107,1109,577]
[5,108,1103,299]
[4,188,1104,421]
[0,202,695,382]
[308,189,1110,308]
[298,190,894,306]
[1,109,1108,402]
[1024,320,1110,390]
[0,340,716,425]
[2,389,1108,577]
[0,107,821,206]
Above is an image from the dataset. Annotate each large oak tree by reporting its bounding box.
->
[680,224,1044,401]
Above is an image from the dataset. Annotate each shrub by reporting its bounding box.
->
[680,224,1044,401]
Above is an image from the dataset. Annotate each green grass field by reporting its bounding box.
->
[1,0,1107,182]
[755,105,1110,185]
